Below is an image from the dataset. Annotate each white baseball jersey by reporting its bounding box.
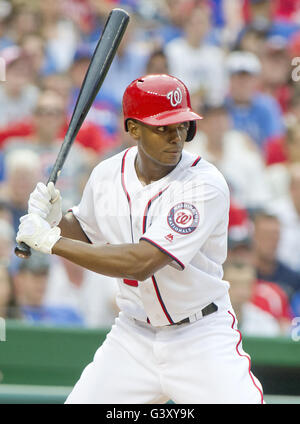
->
[72,146,230,327]
[67,146,265,404]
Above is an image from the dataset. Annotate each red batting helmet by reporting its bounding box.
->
[122,74,202,142]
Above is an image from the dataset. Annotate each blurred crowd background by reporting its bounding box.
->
[0,0,300,337]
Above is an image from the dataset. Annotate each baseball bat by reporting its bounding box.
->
[15,8,130,258]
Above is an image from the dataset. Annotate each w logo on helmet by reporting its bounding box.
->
[167,88,183,107]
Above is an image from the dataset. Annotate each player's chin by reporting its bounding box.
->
[161,152,182,166]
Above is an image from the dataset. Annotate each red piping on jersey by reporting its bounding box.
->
[141,188,181,324]
[121,148,176,325]
[121,148,135,243]
[141,184,177,326]
[140,237,185,270]
[228,310,264,404]
[121,148,133,206]
[142,187,169,234]
[191,156,201,167]
[151,275,174,325]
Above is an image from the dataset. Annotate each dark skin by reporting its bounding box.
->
[130,119,189,184]
[54,120,189,281]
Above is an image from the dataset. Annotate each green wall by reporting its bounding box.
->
[0,320,300,397]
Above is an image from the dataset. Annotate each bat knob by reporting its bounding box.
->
[15,242,31,259]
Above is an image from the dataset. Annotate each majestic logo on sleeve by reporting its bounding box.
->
[167,88,182,107]
[165,233,174,242]
[167,203,199,234]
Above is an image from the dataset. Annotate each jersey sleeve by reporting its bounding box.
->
[140,181,229,270]
[71,169,107,244]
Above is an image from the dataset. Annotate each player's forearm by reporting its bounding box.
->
[52,237,156,281]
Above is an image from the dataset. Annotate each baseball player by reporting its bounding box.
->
[16,74,264,404]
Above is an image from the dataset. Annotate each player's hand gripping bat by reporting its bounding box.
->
[15,8,130,258]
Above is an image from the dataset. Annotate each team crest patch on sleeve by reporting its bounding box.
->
[167,203,199,234]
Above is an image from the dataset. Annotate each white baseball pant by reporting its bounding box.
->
[65,293,264,404]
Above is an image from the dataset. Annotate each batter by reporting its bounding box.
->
[17,74,264,404]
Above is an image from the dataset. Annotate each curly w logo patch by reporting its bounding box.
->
[167,88,183,107]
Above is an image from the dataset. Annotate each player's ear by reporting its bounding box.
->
[127,119,141,140]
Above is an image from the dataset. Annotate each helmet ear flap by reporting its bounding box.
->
[186,121,196,142]
[125,118,129,132]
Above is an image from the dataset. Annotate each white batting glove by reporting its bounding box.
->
[28,182,62,227]
[16,213,61,255]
